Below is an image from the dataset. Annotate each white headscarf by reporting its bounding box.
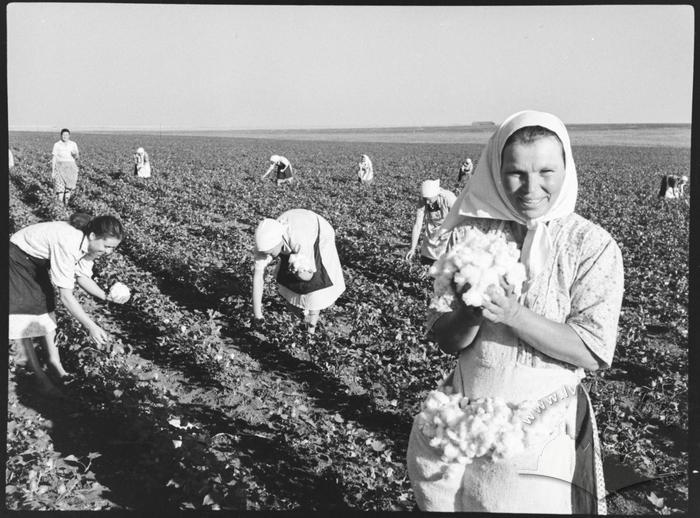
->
[439,110,578,280]
[255,218,284,252]
[136,147,145,154]
[420,179,441,198]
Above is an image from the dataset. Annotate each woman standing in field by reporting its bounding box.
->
[406,110,624,513]
[9,214,130,396]
[262,155,296,186]
[133,147,152,178]
[9,148,15,169]
[405,179,457,266]
[252,209,345,334]
[457,157,473,183]
[51,128,80,206]
[358,154,374,185]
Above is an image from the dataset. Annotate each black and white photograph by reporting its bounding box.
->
[5,3,694,514]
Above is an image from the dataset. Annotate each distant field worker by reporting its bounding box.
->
[133,147,152,178]
[405,179,458,266]
[658,174,688,199]
[9,214,129,397]
[252,209,346,334]
[358,154,374,184]
[458,158,474,182]
[52,129,80,206]
[262,155,295,185]
[9,149,15,169]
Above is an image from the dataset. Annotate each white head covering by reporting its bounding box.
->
[439,110,578,280]
[270,154,281,163]
[255,218,284,252]
[421,179,441,198]
[136,147,145,154]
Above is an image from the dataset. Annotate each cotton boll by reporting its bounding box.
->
[462,287,483,307]
[441,406,464,427]
[109,282,131,301]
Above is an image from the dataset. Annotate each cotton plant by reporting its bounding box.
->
[429,227,527,310]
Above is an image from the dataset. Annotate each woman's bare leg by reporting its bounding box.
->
[306,310,320,334]
[41,330,69,378]
[15,338,60,394]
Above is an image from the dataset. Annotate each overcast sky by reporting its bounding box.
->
[6,4,694,130]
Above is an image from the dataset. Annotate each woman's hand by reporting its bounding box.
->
[481,282,523,327]
[405,249,416,262]
[87,323,111,349]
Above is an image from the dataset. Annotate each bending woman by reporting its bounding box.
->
[406,110,624,514]
[405,179,457,266]
[9,214,130,395]
[252,209,346,334]
[262,155,295,186]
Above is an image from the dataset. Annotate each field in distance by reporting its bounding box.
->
[134,123,691,148]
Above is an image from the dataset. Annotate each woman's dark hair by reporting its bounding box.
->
[69,212,92,230]
[60,128,70,135]
[69,213,124,240]
[502,125,566,166]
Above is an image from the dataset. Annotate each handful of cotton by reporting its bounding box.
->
[288,253,316,281]
[429,228,526,310]
[416,386,569,464]
[108,282,131,304]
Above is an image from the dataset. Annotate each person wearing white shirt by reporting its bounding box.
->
[9,213,129,396]
[262,155,296,185]
[405,179,458,266]
[9,149,15,169]
[51,128,80,206]
[358,154,374,185]
[134,147,152,178]
[252,209,346,334]
[458,158,474,182]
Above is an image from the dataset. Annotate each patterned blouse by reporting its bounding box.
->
[427,213,624,373]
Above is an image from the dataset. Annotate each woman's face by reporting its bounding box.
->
[86,234,121,259]
[61,131,70,142]
[500,136,566,219]
[423,195,439,209]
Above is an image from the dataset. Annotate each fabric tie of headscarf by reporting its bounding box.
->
[438,110,578,281]
[255,218,284,252]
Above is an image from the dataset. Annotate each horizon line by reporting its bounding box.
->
[8,122,692,133]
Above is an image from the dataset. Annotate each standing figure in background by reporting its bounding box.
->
[457,157,474,183]
[9,149,15,169]
[252,209,346,334]
[51,128,80,206]
[262,154,296,186]
[358,154,374,185]
[658,174,688,199]
[134,147,152,178]
[405,179,457,266]
[9,213,129,396]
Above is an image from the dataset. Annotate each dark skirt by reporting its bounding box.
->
[9,242,55,315]
[276,165,293,180]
